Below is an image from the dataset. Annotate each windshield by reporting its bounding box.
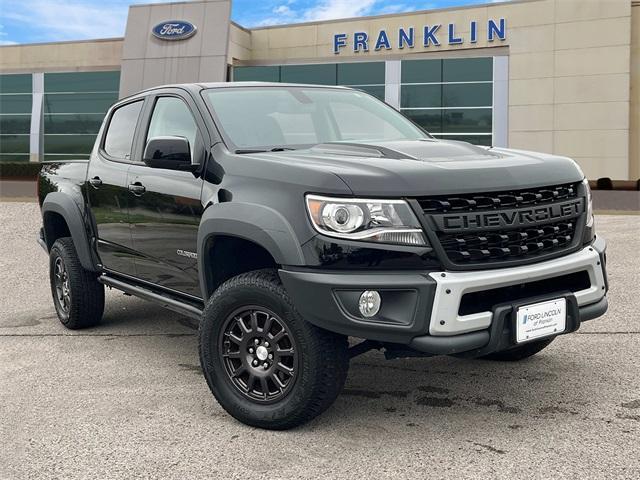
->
[203,86,429,151]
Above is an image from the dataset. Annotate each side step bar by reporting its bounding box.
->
[98,275,203,320]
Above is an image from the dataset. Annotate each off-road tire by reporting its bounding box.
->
[480,338,555,361]
[199,269,349,430]
[49,237,104,329]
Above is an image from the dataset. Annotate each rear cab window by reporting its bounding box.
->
[103,100,144,160]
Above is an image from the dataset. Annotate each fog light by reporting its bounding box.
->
[359,290,381,318]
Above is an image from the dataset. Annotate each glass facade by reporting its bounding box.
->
[0,74,32,162]
[0,71,120,163]
[233,62,386,100]
[43,71,119,161]
[233,57,494,145]
[400,57,493,145]
[1,58,495,163]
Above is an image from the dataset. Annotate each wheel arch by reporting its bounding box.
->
[42,192,97,272]
[197,203,306,299]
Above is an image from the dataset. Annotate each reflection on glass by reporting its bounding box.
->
[443,83,492,108]
[44,134,98,155]
[0,115,31,134]
[233,62,386,100]
[0,95,32,114]
[0,74,32,94]
[44,71,120,93]
[44,93,118,114]
[44,114,105,134]
[0,134,30,154]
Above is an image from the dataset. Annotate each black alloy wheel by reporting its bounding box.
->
[220,307,298,403]
[48,237,104,329]
[199,269,349,429]
[53,256,71,315]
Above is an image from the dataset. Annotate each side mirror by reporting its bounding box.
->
[143,136,194,171]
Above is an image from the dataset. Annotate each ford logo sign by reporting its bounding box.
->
[151,20,197,41]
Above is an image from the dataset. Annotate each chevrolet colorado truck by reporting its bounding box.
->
[38,83,608,430]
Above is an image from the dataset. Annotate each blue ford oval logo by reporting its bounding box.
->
[152,21,197,41]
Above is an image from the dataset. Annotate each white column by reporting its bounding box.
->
[492,56,509,148]
[30,73,44,163]
[384,60,401,110]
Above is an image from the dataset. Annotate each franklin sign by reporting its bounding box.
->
[152,21,197,41]
[333,18,506,54]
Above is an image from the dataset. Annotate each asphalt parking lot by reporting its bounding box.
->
[1,201,639,479]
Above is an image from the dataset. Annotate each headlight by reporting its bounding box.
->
[583,178,594,228]
[306,195,428,246]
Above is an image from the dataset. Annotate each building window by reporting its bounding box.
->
[232,62,386,101]
[43,71,119,161]
[400,57,493,145]
[0,74,32,162]
[232,58,498,146]
[337,62,385,100]
[233,66,280,82]
[281,64,337,85]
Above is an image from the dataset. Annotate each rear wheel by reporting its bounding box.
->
[479,338,555,361]
[49,237,104,329]
[199,269,349,430]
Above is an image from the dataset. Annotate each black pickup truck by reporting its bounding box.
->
[38,83,608,430]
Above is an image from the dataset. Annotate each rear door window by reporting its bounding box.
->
[103,100,143,159]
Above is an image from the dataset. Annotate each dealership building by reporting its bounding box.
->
[0,0,638,180]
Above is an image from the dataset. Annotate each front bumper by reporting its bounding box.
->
[279,236,608,356]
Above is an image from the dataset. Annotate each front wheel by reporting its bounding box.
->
[199,269,349,430]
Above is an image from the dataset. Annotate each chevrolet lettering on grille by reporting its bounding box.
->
[431,198,584,233]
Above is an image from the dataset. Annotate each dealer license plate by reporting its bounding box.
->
[516,298,566,344]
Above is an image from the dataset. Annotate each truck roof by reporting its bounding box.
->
[125,81,351,99]
[197,81,351,89]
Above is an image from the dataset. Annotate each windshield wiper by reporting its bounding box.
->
[235,149,267,154]
[235,147,297,154]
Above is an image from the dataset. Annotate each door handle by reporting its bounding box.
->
[89,176,102,188]
[128,182,146,195]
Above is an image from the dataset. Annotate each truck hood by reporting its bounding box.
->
[245,139,585,196]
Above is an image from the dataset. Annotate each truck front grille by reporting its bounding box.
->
[416,182,584,267]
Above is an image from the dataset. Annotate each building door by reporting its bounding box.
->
[86,99,144,276]
[126,94,206,298]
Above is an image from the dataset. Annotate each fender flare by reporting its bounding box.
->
[42,192,97,272]
[197,202,306,299]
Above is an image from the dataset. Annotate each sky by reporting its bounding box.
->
[0,0,506,46]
